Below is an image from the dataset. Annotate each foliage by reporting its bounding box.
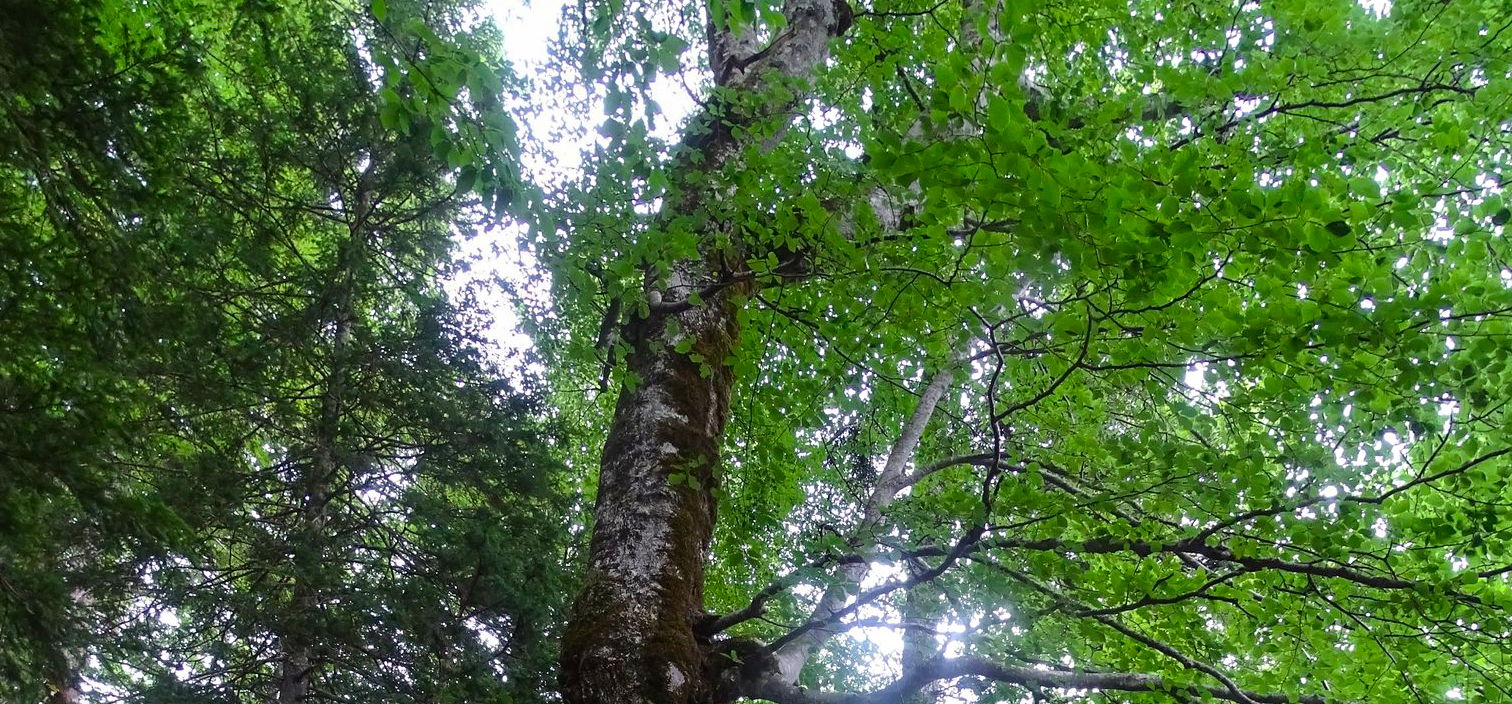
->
[537,0,1512,701]
[5,0,1512,701]
[0,1,566,702]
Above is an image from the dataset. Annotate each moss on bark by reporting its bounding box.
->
[560,296,740,704]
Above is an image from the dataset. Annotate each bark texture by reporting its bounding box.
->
[559,2,849,702]
[560,291,740,704]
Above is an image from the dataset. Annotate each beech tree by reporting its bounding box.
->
[535,1,1512,703]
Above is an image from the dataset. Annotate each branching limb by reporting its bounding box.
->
[748,655,1339,704]
[770,363,957,679]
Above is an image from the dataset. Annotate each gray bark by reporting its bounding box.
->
[558,2,850,703]
[559,282,738,704]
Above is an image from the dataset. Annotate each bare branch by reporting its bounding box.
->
[771,364,957,680]
[750,655,1338,704]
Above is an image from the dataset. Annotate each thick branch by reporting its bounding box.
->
[771,364,956,680]
[750,656,1337,704]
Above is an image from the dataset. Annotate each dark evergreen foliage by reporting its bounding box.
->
[0,2,567,702]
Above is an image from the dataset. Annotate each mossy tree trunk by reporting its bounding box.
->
[558,2,851,702]
[560,285,740,704]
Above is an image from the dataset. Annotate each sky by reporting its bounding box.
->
[443,0,571,360]
[460,0,703,361]
[487,0,566,68]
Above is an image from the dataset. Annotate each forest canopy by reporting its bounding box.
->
[1,1,564,702]
[3,0,1512,703]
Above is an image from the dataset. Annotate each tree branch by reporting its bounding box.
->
[750,655,1338,704]
[771,363,957,679]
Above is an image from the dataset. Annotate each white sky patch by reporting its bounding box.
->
[1358,0,1392,18]
[488,0,561,67]
[429,0,579,362]
[840,560,908,676]
[458,0,707,362]
[468,616,503,649]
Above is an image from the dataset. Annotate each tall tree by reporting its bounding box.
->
[539,1,1512,703]
[0,1,566,702]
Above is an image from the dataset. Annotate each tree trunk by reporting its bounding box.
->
[558,3,850,701]
[560,285,740,704]
[274,178,368,704]
[46,678,81,704]
[46,618,84,704]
